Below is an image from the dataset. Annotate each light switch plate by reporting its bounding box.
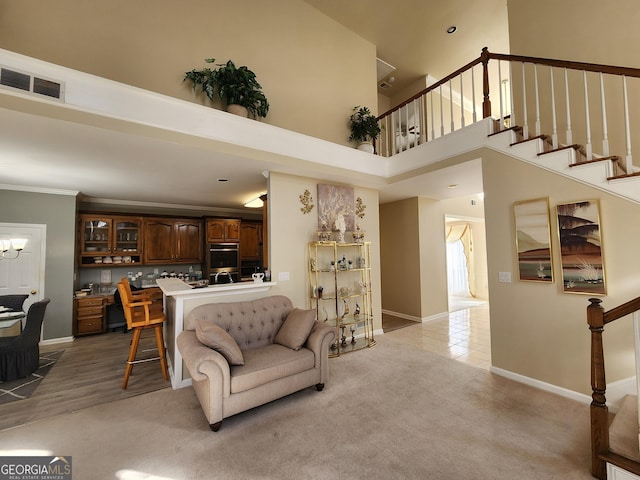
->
[498,272,512,283]
[278,272,290,281]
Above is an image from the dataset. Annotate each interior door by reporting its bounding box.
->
[0,223,46,312]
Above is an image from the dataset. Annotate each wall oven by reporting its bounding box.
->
[207,243,240,283]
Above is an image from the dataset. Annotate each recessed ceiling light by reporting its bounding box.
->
[448,184,458,189]
[217,178,229,183]
[446,25,457,34]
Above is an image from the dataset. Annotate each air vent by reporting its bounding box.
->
[0,66,64,101]
[1,68,30,91]
[378,81,392,89]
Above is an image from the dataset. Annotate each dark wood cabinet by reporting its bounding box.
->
[240,221,262,260]
[143,218,202,264]
[206,219,240,243]
[74,295,109,336]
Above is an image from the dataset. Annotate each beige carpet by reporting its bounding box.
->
[0,333,593,479]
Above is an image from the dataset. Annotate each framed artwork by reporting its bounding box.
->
[317,184,355,232]
[513,197,554,282]
[556,200,606,295]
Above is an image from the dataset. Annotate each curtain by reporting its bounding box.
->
[446,223,476,297]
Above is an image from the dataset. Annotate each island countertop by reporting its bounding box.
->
[156,278,277,298]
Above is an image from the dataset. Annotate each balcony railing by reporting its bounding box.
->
[376,48,640,178]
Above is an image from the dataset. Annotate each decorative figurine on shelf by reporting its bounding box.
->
[317,221,331,242]
[359,280,367,294]
[317,286,323,299]
[352,223,366,243]
[357,256,366,268]
[348,260,353,270]
[341,298,349,318]
[354,302,361,320]
[330,261,335,271]
[350,324,357,344]
[310,258,317,271]
[334,215,346,243]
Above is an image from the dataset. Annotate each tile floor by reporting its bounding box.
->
[383,300,491,370]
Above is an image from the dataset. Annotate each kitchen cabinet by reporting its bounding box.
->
[240,221,262,260]
[74,295,110,336]
[206,219,240,243]
[78,215,143,267]
[143,218,202,264]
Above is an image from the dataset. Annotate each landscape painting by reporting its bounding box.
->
[513,198,554,282]
[556,200,606,295]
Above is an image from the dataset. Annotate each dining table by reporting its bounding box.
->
[0,308,25,337]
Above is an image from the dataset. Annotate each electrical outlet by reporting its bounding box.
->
[498,272,512,283]
[278,272,290,281]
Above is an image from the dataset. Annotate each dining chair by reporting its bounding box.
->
[0,298,50,381]
[117,278,168,389]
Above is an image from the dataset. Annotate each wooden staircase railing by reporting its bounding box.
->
[588,296,640,479]
[376,48,640,183]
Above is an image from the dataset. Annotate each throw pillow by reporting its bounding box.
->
[274,308,316,351]
[195,320,244,366]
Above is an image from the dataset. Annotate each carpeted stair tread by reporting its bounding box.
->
[610,394,640,462]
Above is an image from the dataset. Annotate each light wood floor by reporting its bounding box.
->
[0,330,170,431]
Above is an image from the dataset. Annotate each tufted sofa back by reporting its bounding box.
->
[184,295,294,351]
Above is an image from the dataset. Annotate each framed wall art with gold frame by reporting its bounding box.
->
[513,197,554,283]
[556,199,606,295]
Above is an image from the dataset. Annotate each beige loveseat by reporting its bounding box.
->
[177,295,336,431]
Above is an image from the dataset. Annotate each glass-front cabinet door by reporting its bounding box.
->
[78,215,143,267]
[113,217,142,254]
[80,217,112,256]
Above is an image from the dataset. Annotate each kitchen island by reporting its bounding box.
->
[156,278,277,389]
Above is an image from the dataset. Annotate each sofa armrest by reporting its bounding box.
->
[177,331,231,398]
[305,321,336,367]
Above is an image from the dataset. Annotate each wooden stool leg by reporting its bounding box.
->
[155,324,169,381]
[122,327,142,389]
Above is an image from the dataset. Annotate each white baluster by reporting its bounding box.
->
[522,63,529,139]
[550,67,558,149]
[430,90,435,141]
[509,61,515,128]
[471,66,477,123]
[564,68,572,145]
[623,75,633,172]
[600,72,610,157]
[583,71,593,160]
[460,73,465,128]
[498,60,504,128]
[534,64,541,137]
[439,85,445,137]
[449,80,454,133]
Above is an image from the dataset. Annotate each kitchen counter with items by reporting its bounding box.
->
[155,277,277,389]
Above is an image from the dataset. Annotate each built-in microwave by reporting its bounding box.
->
[208,243,240,283]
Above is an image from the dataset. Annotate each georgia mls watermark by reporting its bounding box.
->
[0,456,72,480]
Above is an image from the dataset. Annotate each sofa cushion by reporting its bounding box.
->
[274,308,316,351]
[230,344,315,394]
[195,319,245,366]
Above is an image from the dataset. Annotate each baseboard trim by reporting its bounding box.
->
[41,336,74,346]
[490,366,592,405]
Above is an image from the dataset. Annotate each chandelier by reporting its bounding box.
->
[0,238,27,260]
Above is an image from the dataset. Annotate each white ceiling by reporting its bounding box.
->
[0,1,509,210]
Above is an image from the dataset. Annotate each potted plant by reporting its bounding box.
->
[184,58,269,119]
[348,105,381,153]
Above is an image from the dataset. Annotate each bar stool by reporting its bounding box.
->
[117,278,168,389]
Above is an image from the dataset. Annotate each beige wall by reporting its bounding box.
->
[268,172,382,333]
[482,149,640,394]
[0,0,378,146]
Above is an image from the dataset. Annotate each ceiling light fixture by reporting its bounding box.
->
[244,195,264,208]
[446,25,457,34]
[448,184,458,189]
[0,238,27,259]
[217,178,229,183]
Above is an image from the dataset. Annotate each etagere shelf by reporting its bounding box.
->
[308,241,375,357]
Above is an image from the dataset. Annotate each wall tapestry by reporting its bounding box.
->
[513,197,554,283]
[317,184,355,237]
[556,200,606,295]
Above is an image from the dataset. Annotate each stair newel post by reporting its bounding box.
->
[587,297,608,480]
[481,47,492,119]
